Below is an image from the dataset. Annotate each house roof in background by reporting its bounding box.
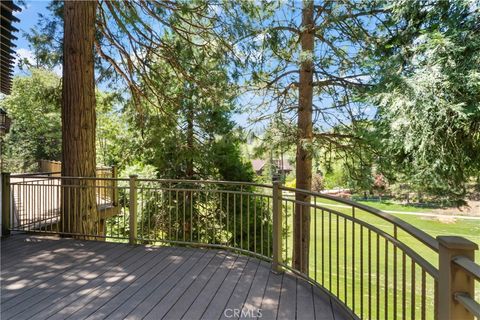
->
[1,1,21,95]
[251,159,293,172]
[251,159,266,171]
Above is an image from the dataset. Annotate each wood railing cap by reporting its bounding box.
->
[437,236,478,250]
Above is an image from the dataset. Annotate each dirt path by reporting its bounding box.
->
[314,201,480,220]
[431,200,480,217]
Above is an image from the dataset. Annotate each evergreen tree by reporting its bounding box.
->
[240,0,387,272]
[369,0,480,201]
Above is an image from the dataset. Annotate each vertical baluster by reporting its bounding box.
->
[45,179,49,232]
[128,175,137,244]
[157,186,161,241]
[434,280,438,320]
[385,238,389,320]
[73,182,77,235]
[122,187,126,238]
[329,211,332,292]
[27,182,30,230]
[336,214,339,296]
[183,189,186,242]
[218,191,222,245]
[376,234,380,319]
[207,188,211,244]
[199,189,203,243]
[402,252,406,320]
[169,182,172,242]
[344,216,347,304]
[411,261,416,320]
[57,180,60,232]
[247,193,250,251]
[151,186,154,241]
[28,182,31,230]
[284,199,287,262]
[240,186,243,249]
[227,192,230,247]
[421,269,426,320]
[176,189,179,241]
[360,225,364,318]
[300,198,303,271]
[190,186,193,242]
[260,194,263,256]
[267,196,270,258]
[254,193,257,254]
[394,227,398,318]
[197,188,201,242]
[352,208,356,313]
[368,229,372,320]
[140,185,145,240]
[314,197,317,282]
[321,209,325,286]
[233,192,236,247]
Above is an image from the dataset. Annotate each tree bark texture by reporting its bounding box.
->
[61,0,97,236]
[293,0,314,273]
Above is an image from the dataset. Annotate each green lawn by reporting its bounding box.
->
[281,197,480,319]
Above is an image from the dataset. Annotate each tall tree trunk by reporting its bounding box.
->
[293,0,314,273]
[61,1,97,236]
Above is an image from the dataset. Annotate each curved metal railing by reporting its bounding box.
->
[4,174,479,319]
[278,185,440,320]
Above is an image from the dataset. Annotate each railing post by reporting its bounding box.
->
[437,236,478,320]
[272,179,283,273]
[112,165,118,206]
[129,175,138,245]
[1,172,11,237]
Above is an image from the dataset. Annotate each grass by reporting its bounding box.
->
[281,198,480,319]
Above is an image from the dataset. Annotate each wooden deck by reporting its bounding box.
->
[1,235,352,320]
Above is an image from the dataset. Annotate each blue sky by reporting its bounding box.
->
[12,1,53,75]
[10,1,261,129]
[9,1,375,133]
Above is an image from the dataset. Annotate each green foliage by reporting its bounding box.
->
[22,1,63,69]
[96,92,133,168]
[322,164,346,190]
[0,68,130,173]
[124,33,270,251]
[369,0,480,201]
[0,69,61,171]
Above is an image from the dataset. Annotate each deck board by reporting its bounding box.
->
[1,235,351,320]
[184,255,247,320]
[161,253,229,320]
[80,247,190,320]
[296,277,316,320]
[259,270,283,319]
[239,261,271,320]
[29,246,162,320]
[277,272,297,320]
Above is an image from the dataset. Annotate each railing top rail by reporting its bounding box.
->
[11,172,61,177]
[454,293,480,318]
[307,199,439,278]
[135,178,273,188]
[8,175,273,189]
[10,175,128,181]
[453,256,480,281]
[280,185,439,252]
